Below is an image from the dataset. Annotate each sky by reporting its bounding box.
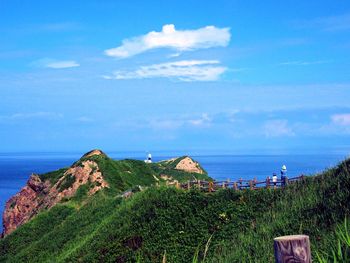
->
[0,0,350,154]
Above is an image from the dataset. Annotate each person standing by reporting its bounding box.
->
[272,173,278,189]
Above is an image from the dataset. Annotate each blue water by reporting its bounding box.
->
[0,151,348,231]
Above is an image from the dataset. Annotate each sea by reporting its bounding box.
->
[0,150,349,231]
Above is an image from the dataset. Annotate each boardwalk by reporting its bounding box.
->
[171,175,305,192]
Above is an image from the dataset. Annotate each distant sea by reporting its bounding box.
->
[0,151,348,232]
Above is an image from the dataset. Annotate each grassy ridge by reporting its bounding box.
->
[1,158,349,262]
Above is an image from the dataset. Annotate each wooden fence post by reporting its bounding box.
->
[233,182,238,191]
[266,177,270,189]
[208,181,213,192]
[285,176,289,186]
[274,235,311,263]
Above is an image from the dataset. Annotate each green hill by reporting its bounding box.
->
[1,152,349,262]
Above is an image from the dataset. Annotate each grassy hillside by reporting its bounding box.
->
[1,158,349,262]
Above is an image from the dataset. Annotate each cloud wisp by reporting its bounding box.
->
[331,113,350,126]
[263,120,295,138]
[279,60,330,66]
[0,112,63,122]
[45,60,80,69]
[104,60,227,81]
[31,58,80,69]
[293,13,350,32]
[105,24,231,58]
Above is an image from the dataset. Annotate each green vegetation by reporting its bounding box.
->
[1,155,349,262]
[57,173,76,192]
[316,218,350,262]
[38,168,67,185]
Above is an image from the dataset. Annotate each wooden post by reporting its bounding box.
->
[249,180,253,190]
[175,182,180,189]
[274,235,311,263]
[233,182,238,191]
[285,176,289,186]
[253,177,257,189]
[208,181,213,192]
[266,177,270,189]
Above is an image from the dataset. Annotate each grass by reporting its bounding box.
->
[57,173,76,192]
[1,157,349,262]
[38,168,67,185]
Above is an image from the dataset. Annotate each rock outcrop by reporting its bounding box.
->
[2,150,109,237]
[175,157,205,174]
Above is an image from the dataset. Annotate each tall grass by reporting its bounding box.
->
[316,218,350,262]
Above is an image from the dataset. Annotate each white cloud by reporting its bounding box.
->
[263,120,294,137]
[188,113,212,126]
[149,119,184,130]
[331,114,350,126]
[32,58,80,69]
[147,113,213,130]
[77,116,94,122]
[0,112,63,121]
[293,13,350,32]
[105,24,231,58]
[105,60,227,81]
[279,60,330,66]
[45,60,80,69]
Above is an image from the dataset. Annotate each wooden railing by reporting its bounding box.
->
[170,175,305,192]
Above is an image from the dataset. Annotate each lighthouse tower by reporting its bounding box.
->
[144,153,152,163]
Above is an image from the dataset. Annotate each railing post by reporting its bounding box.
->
[285,176,289,186]
[266,177,270,189]
[208,181,213,192]
[274,235,311,263]
[233,182,238,191]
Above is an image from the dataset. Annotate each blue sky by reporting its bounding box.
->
[0,0,350,153]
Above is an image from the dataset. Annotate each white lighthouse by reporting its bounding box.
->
[144,153,152,163]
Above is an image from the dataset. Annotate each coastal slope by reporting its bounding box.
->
[0,152,349,262]
[2,150,209,236]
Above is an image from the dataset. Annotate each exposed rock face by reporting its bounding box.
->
[2,174,49,237]
[82,149,106,158]
[175,157,204,174]
[2,150,109,237]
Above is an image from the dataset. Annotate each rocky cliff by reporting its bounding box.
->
[2,151,209,237]
[2,150,109,236]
